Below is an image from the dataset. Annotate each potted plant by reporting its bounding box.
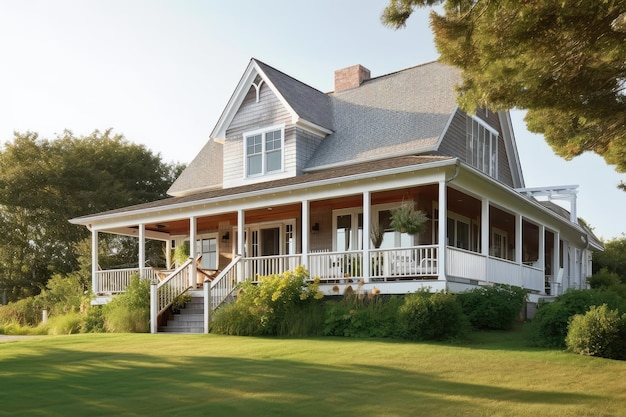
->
[389,201,428,235]
[370,223,384,249]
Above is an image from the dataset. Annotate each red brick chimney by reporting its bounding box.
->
[334,64,371,92]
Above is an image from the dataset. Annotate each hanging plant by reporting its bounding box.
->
[389,201,428,235]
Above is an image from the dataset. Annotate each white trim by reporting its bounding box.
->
[242,124,285,178]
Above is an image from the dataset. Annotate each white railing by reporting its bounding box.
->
[210,255,241,309]
[156,258,194,315]
[308,250,364,283]
[243,254,302,281]
[521,264,544,293]
[369,245,438,281]
[95,267,163,294]
[446,247,486,280]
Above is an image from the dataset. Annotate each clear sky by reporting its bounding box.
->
[1,0,624,240]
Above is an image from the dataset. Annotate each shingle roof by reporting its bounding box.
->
[71,155,454,222]
[305,61,462,170]
[167,138,223,196]
[255,60,334,132]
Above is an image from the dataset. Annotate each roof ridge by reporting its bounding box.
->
[252,58,329,97]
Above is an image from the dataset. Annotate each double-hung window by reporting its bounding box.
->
[245,126,283,177]
[466,116,498,178]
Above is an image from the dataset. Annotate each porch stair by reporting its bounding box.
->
[159,295,205,333]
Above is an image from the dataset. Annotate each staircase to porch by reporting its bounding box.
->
[159,291,205,333]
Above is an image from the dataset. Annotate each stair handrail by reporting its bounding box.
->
[156,257,194,316]
[210,255,241,310]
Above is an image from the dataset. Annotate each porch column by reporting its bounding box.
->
[362,190,371,282]
[301,199,310,269]
[189,216,197,288]
[437,181,447,281]
[237,209,245,282]
[165,239,172,270]
[481,199,489,257]
[138,223,146,277]
[91,229,98,294]
[538,224,545,272]
[550,232,563,296]
[515,215,522,264]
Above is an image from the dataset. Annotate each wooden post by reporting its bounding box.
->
[203,279,211,334]
[150,282,157,334]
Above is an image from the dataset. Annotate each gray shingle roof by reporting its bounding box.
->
[167,138,223,196]
[305,61,461,170]
[255,60,334,132]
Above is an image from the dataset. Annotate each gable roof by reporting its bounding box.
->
[304,61,462,171]
[211,59,333,139]
[167,138,223,196]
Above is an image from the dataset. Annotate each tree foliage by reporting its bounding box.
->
[593,235,626,283]
[382,0,626,174]
[0,130,184,301]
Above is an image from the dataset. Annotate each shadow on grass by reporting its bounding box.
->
[0,339,602,417]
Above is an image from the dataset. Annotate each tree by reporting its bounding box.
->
[0,130,184,301]
[382,0,626,178]
[593,235,626,283]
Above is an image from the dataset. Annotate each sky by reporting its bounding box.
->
[1,0,625,241]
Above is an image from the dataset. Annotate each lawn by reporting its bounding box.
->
[0,329,624,417]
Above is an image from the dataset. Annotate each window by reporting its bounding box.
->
[467,116,498,177]
[196,236,218,270]
[245,127,283,177]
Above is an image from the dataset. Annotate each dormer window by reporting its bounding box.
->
[466,116,498,178]
[244,126,284,177]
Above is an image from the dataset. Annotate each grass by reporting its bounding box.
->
[0,327,625,417]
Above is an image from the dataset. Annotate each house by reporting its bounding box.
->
[70,59,603,332]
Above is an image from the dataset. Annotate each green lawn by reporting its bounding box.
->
[0,330,624,417]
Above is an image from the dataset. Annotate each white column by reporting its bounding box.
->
[189,216,197,287]
[138,223,146,277]
[538,224,545,271]
[165,239,172,270]
[362,190,371,282]
[301,199,310,269]
[91,228,98,294]
[237,209,245,282]
[437,181,447,281]
[481,199,489,257]
[513,215,521,263]
[203,279,211,334]
[150,282,157,334]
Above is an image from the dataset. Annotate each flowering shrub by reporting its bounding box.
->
[211,265,324,336]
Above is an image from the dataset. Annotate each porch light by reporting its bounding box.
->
[312,222,320,232]
[222,232,230,242]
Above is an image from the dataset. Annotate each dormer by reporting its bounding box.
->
[211,59,333,189]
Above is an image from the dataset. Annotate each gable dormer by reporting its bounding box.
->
[212,59,333,189]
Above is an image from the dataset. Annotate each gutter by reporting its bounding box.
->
[70,157,458,225]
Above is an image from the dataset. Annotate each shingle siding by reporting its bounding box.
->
[223,82,294,186]
[295,127,324,174]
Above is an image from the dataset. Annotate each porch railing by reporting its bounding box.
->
[244,254,302,281]
[210,255,242,309]
[308,250,364,282]
[95,267,163,294]
[156,258,194,316]
[370,245,438,280]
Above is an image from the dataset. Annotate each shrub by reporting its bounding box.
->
[323,293,402,338]
[529,289,626,348]
[398,291,468,341]
[0,297,43,327]
[458,284,527,330]
[103,275,150,333]
[82,306,106,333]
[42,311,84,335]
[566,304,626,360]
[210,266,323,336]
[588,269,622,290]
[37,273,89,317]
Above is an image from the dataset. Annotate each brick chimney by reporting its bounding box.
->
[334,64,371,92]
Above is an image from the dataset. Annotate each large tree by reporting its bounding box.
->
[0,130,184,300]
[382,0,626,183]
